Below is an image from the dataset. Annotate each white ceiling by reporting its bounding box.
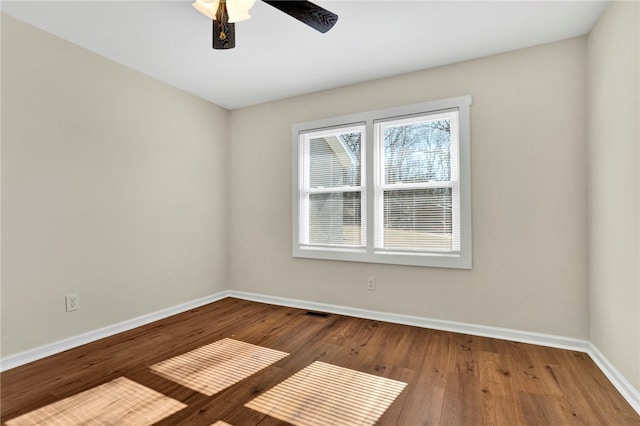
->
[2,1,607,110]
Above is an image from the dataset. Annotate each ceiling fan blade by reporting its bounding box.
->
[262,1,338,33]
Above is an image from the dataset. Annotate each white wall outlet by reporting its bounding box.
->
[65,294,79,312]
[367,276,376,291]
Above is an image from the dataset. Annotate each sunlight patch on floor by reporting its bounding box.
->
[245,361,407,426]
[150,338,289,396]
[5,377,185,426]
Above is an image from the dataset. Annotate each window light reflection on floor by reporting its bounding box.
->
[150,338,289,396]
[5,377,186,426]
[245,361,407,426]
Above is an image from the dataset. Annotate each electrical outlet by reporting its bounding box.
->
[367,276,376,291]
[66,294,79,312]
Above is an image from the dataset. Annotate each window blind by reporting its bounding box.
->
[375,111,460,252]
[300,127,365,248]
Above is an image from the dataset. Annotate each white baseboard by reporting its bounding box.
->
[587,342,640,414]
[228,290,590,352]
[2,289,638,416]
[0,291,229,372]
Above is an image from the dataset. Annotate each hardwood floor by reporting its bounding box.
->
[2,297,638,425]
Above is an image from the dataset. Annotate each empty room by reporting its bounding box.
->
[1,0,639,424]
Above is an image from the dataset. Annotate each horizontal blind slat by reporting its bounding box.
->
[379,188,453,251]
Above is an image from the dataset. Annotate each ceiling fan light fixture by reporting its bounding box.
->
[226,0,256,22]
[192,0,255,23]
[192,0,216,20]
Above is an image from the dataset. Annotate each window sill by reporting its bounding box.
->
[293,246,471,269]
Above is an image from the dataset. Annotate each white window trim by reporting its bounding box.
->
[373,110,461,254]
[292,95,472,269]
[298,124,366,248]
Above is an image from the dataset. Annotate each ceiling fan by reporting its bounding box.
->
[192,0,339,50]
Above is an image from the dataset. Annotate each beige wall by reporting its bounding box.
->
[1,15,229,356]
[228,37,590,339]
[587,1,640,391]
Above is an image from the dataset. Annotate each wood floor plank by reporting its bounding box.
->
[2,297,638,425]
[477,350,526,425]
[518,392,571,426]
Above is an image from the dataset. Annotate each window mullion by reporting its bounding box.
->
[367,120,377,254]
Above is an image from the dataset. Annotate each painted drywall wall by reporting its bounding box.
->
[1,14,229,356]
[587,2,640,391]
[228,37,589,339]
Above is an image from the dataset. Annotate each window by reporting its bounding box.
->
[298,125,365,249]
[293,96,472,268]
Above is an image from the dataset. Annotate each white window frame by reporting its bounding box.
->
[292,95,472,269]
[298,124,366,249]
[373,110,461,254]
